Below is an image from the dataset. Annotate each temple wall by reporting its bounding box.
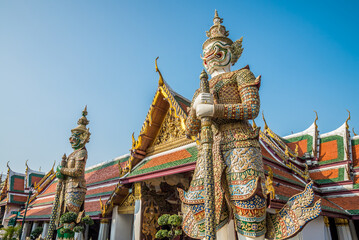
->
[301,216,326,240]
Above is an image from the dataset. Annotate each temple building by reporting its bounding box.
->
[1,63,359,240]
[0,162,45,227]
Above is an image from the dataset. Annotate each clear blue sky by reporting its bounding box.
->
[0,0,358,174]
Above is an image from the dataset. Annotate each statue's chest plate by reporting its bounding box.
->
[211,77,241,104]
[67,157,76,168]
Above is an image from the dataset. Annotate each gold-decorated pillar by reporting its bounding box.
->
[323,216,332,240]
[335,218,352,240]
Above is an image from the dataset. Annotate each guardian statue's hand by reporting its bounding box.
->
[193,93,214,109]
[196,104,214,118]
[56,166,64,180]
[193,93,214,117]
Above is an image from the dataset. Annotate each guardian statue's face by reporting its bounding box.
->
[202,41,232,74]
[69,131,82,149]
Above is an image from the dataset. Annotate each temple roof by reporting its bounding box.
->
[120,58,192,178]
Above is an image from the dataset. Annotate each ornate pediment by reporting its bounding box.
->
[147,109,192,156]
[155,110,185,145]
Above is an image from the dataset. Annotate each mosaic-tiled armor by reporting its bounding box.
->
[179,66,266,238]
[179,11,321,240]
[57,107,90,217]
[61,147,87,213]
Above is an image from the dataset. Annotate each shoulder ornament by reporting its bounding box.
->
[236,68,261,90]
[75,148,88,161]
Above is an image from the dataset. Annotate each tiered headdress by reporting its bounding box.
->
[71,106,90,133]
[203,10,244,66]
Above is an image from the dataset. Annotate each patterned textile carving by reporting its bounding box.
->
[265,182,321,239]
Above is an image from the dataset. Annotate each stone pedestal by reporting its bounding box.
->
[98,219,110,240]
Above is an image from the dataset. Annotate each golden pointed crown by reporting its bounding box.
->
[203,10,233,49]
[71,106,90,133]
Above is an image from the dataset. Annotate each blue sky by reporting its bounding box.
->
[0,0,358,173]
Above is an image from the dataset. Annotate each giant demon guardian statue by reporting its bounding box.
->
[178,11,321,240]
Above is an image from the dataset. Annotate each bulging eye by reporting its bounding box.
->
[216,53,222,58]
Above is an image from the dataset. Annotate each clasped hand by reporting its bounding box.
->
[193,93,214,117]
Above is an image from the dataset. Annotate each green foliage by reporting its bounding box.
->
[73,225,84,233]
[155,214,183,239]
[0,225,21,240]
[168,215,182,227]
[81,215,94,225]
[157,214,170,226]
[174,229,182,236]
[30,226,43,240]
[60,212,78,224]
[155,229,169,239]
[59,227,73,235]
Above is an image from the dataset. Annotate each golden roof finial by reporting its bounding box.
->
[252,120,257,129]
[346,109,351,130]
[25,159,29,170]
[262,111,268,130]
[51,161,56,172]
[132,132,137,148]
[353,128,358,137]
[314,110,318,129]
[155,57,164,86]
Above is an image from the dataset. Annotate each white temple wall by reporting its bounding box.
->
[301,216,326,240]
[110,206,134,240]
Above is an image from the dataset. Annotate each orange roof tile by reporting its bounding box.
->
[319,140,338,162]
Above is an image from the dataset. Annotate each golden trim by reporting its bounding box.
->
[335,218,348,226]
[100,219,109,224]
[134,182,141,200]
[147,136,193,157]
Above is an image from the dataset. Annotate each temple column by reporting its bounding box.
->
[132,182,142,240]
[31,221,38,233]
[349,220,358,240]
[84,224,89,240]
[21,222,31,240]
[98,219,110,240]
[41,222,49,239]
[132,199,142,240]
[323,217,332,240]
[110,206,134,240]
[335,218,352,240]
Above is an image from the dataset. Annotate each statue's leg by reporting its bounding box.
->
[223,147,267,239]
[65,191,86,213]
